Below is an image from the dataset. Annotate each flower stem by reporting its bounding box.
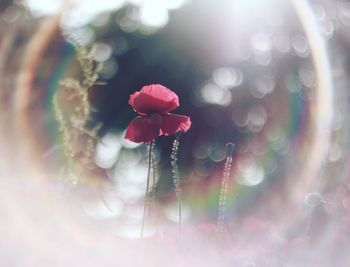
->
[217,142,234,233]
[141,141,154,239]
[171,134,182,232]
[150,144,157,198]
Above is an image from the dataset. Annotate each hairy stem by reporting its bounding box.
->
[217,142,234,233]
[171,134,182,231]
[141,141,154,238]
[150,145,157,199]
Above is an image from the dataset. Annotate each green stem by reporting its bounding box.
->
[141,141,153,239]
[217,142,234,233]
[171,134,182,232]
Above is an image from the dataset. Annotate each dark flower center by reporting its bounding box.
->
[148,113,163,126]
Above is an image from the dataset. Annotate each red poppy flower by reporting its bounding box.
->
[125,84,191,143]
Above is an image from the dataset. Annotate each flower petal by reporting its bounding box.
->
[129,84,179,115]
[125,116,161,143]
[160,113,191,136]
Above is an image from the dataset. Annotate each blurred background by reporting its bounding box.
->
[1,0,350,266]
